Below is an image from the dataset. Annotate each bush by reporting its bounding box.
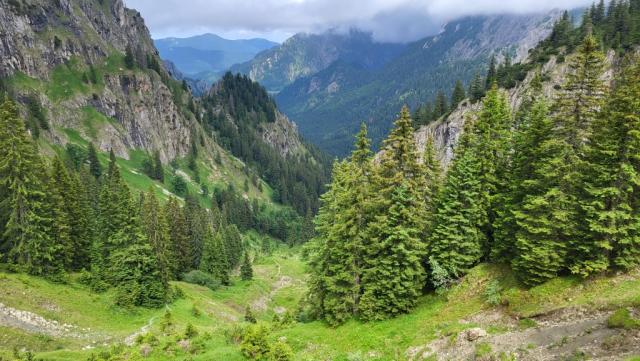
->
[429,257,455,294]
[607,308,640,329]
[241,324,271,360]
[484,280,503,306]
[269,340,294,361]
[184,323,198,339]
[181,270,221,290]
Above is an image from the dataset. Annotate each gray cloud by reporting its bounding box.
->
[124,0,595,42]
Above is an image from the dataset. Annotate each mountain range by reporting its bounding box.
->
[224,13,558,155]
[154,33,277,82]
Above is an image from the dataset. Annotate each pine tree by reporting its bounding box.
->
[200,227,230,285]
[359,107,427,321]
[469,72,486,102]
[48,156,73,269]
[450,79,466,110]
[579,59,640,275]
[0,98,63,279]
[224,224,244,269]
[486,55,497,89]
[110,243,168,307]
[141,188,173,284]
[473,85,513,254]
[185,195,207,268]
[512,35,606,285]
[153,150,164,182]
[95,152,147,284]
[433,91,448,118]
[428,122,485,280]
[165,197,190,276]
[422,134,442,230]
[87,143,102,179]
[240,252,253,281]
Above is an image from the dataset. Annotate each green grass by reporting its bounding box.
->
[502,268,640,317]
[607,308,640,329]
[2,254,640,360]
[46,58,90,102]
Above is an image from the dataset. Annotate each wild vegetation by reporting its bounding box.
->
[2,1,640,360]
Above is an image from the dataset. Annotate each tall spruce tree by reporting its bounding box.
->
[578,59,640,275]
[512,35,606,285]
[359,107,427,321]
[307,124,375,325]
[141,188,173,284]
[200,227,230,285]
[166,197,190,276]
[48,156,74,269]
[240,252,253,281]
[450,80,466,110]
[0,98,63,278]
[224,224,244,269]
[428,121,485,280]
[87,143,102,179]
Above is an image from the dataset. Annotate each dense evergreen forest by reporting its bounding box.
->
[0,92,326,307]
[201,73,331,216]
[306,2,640,325]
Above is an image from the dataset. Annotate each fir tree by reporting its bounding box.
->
[579,59,640,275]
[224,224,244,269]
[240,252,253,281]
[433,91,448,118]
[422,134,442,231]
[0,98,63,279]
[359,107,427,321]
[153,150,164,182]
[428,122,485,280]
[450,79,466,110]
[110,243,168,307]
[486,55,497,89]
[48,156,74,269]
[469,72,486,102]
[165,197,190,276]
[200,228,230,285]
[87,143,102,179]
[141,189,173,284]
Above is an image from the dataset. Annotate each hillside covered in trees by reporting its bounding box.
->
[307,0,640,326]
[2,0,640,360]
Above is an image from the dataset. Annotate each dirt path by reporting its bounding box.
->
[124,316,156,346]
[406,307,640,360]
[0,302,97,339]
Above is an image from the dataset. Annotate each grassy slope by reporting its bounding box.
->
[8,52,278,210]
[2,252,639,361]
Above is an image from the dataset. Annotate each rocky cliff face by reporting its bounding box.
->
[0,0,192,162]
[259,111,305,158]
[414,50,617,168]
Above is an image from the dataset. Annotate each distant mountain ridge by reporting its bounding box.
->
[233,13,561,156]
[230,29,406,93]
[154,33,277,81]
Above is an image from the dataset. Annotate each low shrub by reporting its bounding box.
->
[181,270,221,290]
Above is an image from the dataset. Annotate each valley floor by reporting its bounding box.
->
[1,250,640,361]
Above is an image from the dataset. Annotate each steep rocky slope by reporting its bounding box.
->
[0,0,192,162]
[415,49,618,168]
[0,0,322,205]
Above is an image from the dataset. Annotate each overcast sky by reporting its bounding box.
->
[124,0,595,43]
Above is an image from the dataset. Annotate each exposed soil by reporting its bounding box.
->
[407,307,640,360]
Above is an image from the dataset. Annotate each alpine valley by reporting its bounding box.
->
[1,0,640,361]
